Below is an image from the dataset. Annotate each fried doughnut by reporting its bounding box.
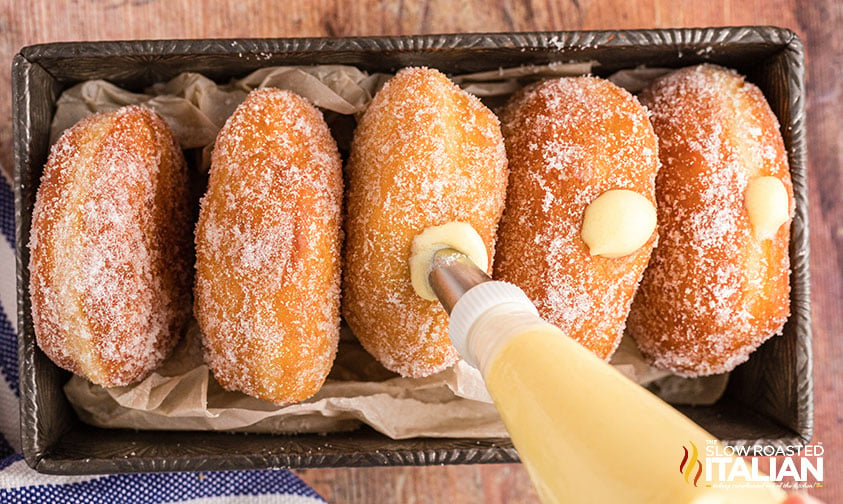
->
[628,64,793,377]
[29,105,192,387]
[494,77,659,360]
[194,88,343,405]
[343,67,508,378]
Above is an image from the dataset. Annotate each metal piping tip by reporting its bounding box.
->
[428,248,492,314]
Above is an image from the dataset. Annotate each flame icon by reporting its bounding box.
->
[680,441,703,487]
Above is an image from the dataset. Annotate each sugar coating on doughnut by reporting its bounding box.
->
[495,76,659,360]
[343,67,508,377]
[29,106,192,387]
[194,88,343,404]
[629,64,792,376]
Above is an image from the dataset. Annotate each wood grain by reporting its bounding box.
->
[1,1,839,502]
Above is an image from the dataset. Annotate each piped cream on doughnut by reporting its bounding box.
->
[628,64,793,377]
[581,189,657,259]
[745,176,789,240]
[409,222,489,301]
[494,76,659,360]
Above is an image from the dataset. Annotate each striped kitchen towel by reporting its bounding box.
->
[0,172,326,503]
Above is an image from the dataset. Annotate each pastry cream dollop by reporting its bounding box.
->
[409,222,489,300]
[745,176,789,240]
[581,189,657,258]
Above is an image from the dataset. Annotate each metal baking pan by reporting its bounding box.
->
[12,27,811,474]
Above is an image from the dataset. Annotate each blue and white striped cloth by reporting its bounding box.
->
[0,172,326,503]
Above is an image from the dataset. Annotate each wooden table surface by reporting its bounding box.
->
[2,1,839,502]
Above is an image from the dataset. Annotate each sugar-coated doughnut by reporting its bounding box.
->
[628,64,793,377]
[29,105,192,387]
[194,89,343,404]
[494,77,659,360]
[343,67,508,378]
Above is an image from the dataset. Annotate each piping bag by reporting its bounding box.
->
[421,247,786,504]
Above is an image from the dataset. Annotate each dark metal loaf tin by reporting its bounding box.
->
[13,27,810,474]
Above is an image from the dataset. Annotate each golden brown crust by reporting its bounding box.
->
[494,76,660,360]
[343,67,508,377]
[628,64,792,376]
[29,105,192,387]
[194,88,343,405]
